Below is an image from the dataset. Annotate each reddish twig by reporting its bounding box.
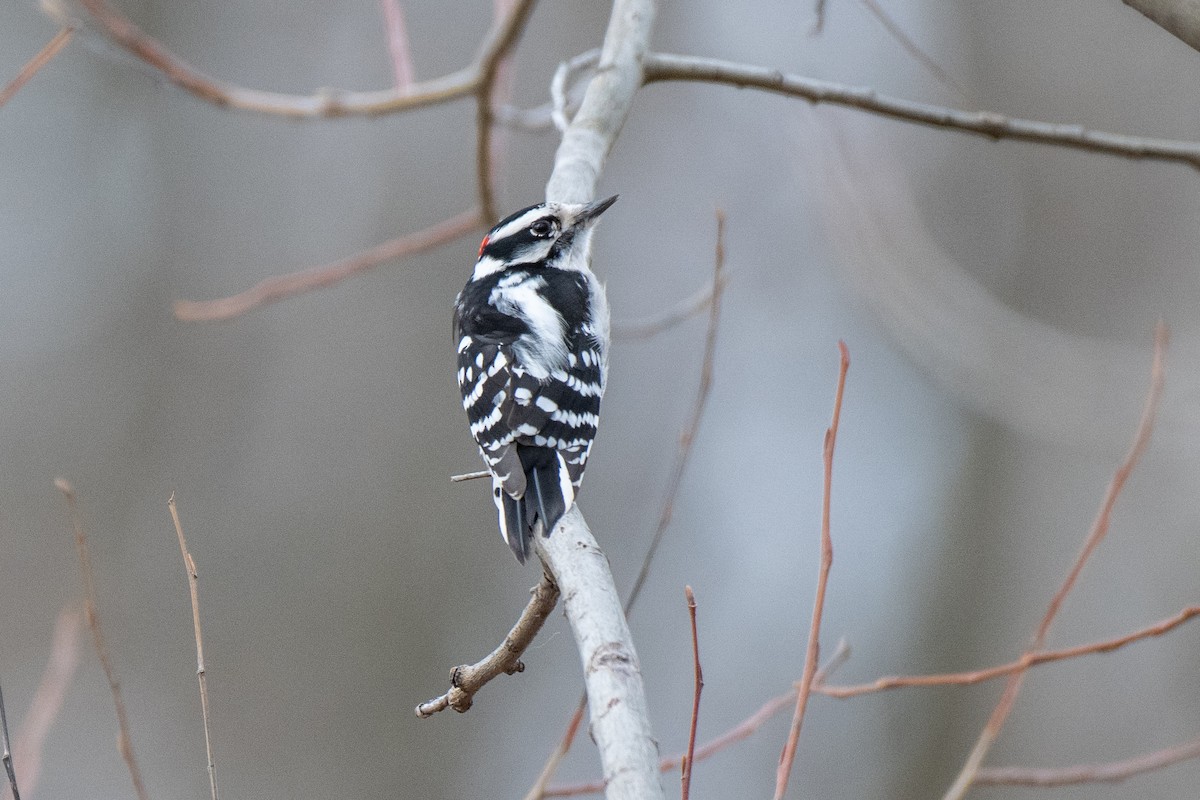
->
[774,341,849,800]
[818,604,1200,698]
[681,586,703,800]
[55,479,150,800]
[941,322,1168,800]
[167,495,218,800]
[975,735,1200,787]
[524,701,587,800]
[9,608,82,800]
[528,212,728,799]
[173,208,481,322]
[0,27,75,111]
[378,0,416,89]
[623,210,727,615]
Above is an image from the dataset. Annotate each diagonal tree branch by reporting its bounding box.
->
[173,209,481,322]
[1121,0,1200,53]
[941,323,1168,800]
[415,573,560,717]
[0,27,75,111]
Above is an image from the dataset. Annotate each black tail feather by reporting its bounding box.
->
[501,491,529,563]
[527,458,568,539]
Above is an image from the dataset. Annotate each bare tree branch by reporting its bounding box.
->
[0,27,75,111]
[1122,0,1200,53]
[529,209,726,800]
[680,586,702,800]
[818,603,1200,698]
[45,0,537,119]
[975,735,1200,787]
[858,0,963,95]
[173,209,481,322]
[416,573,560,717]
[641,53,1200,170]
[55,479,150,800]
[774,341,849,800]
[941,323,1168,800]
[378,0,416,89]
[167,496,218,800]
[532,0,663,796]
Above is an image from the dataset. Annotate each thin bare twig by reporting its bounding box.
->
[167,495,218,800]
[976,735,1200,787]
[545,641,851,797]
[378,0,415,89]
[55,479,150,800]
[623,210,727,616]
[681,586,702,800]
[818,604,1200,698]
[450,470,491,483]
[941,322,1168,800]
[416,572,559,717]
[173,208,481,322]
[774,341,849,800]
[810,0,828,35]
[0,682,18,800]
[641,53,1200,171]
[0,27,75,111]
[859,0,964,96]
[523,702,587,800]
[10,608,82,800]
[611,270,729,340]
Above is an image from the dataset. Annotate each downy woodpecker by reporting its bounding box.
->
[453,196,617,563]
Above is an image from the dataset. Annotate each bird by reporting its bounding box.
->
[453,196,617,563]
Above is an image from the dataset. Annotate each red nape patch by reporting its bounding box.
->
[478,235,490,258]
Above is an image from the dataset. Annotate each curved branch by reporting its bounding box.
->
[641,52,1200,170]
[48,0,537,119]
[416,573,559,717]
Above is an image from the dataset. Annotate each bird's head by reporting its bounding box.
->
[472,195,618,280]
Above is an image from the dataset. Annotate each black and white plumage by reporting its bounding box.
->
[453,196,616,563]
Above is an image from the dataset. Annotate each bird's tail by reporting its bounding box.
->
[496,448,576,564]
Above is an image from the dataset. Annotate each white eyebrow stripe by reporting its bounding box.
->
[489,207,547,242]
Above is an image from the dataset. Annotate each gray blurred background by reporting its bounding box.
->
[2,1,1200,797]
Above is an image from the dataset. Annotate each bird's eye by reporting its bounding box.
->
[530,219,555,237]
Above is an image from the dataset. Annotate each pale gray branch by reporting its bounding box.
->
[537,0,664,793]
[641,52,1200,169]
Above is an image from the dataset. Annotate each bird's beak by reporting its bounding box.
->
[577,194,619,225]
